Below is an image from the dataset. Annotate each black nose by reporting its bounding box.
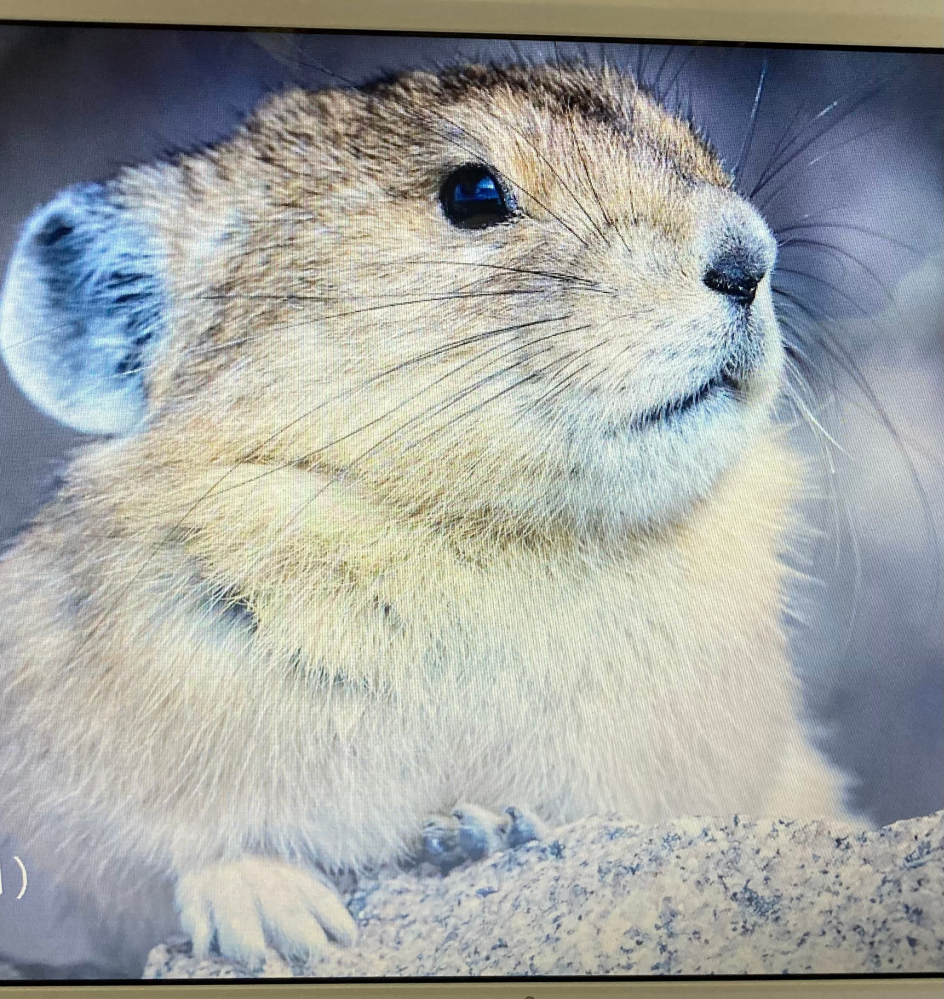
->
[703,254,764,306]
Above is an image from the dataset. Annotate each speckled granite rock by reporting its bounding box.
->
[144,810,943,979]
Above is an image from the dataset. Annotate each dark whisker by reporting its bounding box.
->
[660,47,699,118]
[756,121,895,214]
[776,238,898,307]
[417,105,594,250]
[774,268,871,317]
[742,97,808,197]
[188,282,577,354]
[749,77,893,201]
[197,287,554,313]
[635,45,649,87]
[373,315,573,381]
[404,257,613,291]
[520,351,602,415]
[400,363,555,464]
[477,90,609,243]
[775,220,919,255]
[569,113,635,255]
[650,46,678,103]
[227,233,614,291]
[203,319,587,499]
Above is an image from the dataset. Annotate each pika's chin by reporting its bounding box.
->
[553,366,779,531]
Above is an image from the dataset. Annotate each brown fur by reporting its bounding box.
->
[0,63,849,968]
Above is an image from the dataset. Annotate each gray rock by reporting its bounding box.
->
[144,811,944,978]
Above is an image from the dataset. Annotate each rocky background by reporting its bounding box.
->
[145,811,944,979]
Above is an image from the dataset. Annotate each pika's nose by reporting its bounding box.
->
[703,253,765,307]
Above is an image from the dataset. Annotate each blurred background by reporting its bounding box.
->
[0,25,941,977]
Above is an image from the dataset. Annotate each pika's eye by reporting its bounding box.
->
[439,164,514,229]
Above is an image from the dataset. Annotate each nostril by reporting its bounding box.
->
[703,254,764,306]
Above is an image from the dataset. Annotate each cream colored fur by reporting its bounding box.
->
[0,64,850,968]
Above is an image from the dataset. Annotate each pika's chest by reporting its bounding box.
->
[347,547,794,823]
[298,536,787,714]
[163,459,793,741]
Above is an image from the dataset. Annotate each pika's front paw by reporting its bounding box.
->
[175,857,357,970]
[421,803,545,873]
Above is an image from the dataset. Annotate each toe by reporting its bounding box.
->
[294,875,358,948]
[453,803,505,860]
[212,867,270,969]
[503,805,545,848]
[176,883,214,959]
[422,814,465,870]
[258,890,329,962]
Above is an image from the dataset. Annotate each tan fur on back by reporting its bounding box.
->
[0,63,848,961]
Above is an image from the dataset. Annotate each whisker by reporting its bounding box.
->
[568,114,635,255]
[520,353,601,415]
[776,295,941,599]
[302,324,590,467]
[756,121,896,214]
[749,77,893,201]
[732,59,768,183]
[774,269,870,317]
[634,45,650,87]
[477,88,609,243]
[775,220,919,255]
[226,236,615,292]
[258,347,573,542]
[650,46,678,103]
[402,258,613,291]
[416,104,594,250]
[209,320,586,498]
[745,99,818,197]
[776,238,898,307]
[180,265,610,360]
[660,47,699,118]
[197,287,553,312]
[56,313,575,658]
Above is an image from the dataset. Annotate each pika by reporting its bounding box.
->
[0,63,851,971]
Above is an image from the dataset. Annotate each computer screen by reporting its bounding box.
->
[0,20,941,987]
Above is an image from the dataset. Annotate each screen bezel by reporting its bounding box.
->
[1,0,943,48]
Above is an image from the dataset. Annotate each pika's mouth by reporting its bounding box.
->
[631,370,739,431]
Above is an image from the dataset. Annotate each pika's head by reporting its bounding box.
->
[0,63,783,536]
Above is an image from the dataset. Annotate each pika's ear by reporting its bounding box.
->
[0,183,166,435]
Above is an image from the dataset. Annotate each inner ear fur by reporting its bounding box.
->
[0,182,166,435]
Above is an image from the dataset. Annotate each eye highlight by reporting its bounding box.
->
[439,164,514,229]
